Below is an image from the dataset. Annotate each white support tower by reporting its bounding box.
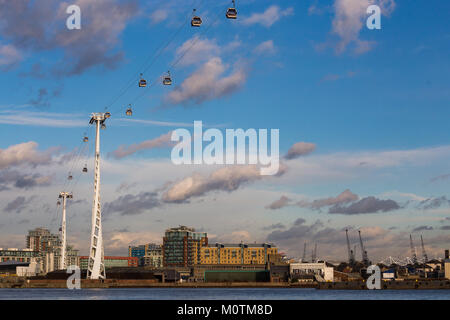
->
[59,192,72,270]
[87,112,110,279]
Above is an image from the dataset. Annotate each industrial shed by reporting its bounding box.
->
[204,270,270,282]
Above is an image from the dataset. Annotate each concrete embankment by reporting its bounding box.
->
[8,279,308,289]
[318,280,450,290]
[0,278,315,288]
[1,277,450,289]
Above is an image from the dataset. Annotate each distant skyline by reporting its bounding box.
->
[0,0,449,262]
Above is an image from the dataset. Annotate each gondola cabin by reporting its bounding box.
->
[163,76,172,86]
[191,16,202,27]
[139,78,147,87]
[226,7,237,19]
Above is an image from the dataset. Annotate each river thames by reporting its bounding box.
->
[0,288,449,300]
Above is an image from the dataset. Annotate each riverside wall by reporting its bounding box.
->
[1,277,450,289]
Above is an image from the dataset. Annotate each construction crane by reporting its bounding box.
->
[420,235,428,263]
[302,242,307,262]
[358,230,371,266]
[346,229,355,266]
[410,234,418,264]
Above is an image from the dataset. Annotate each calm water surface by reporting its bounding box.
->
[0,288,449,300]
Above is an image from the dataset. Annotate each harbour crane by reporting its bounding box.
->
[310,243,317,263]
[311,245,317,263]
[358,230,371,266]
[410,234,418,264]
[346,229,355,266]
[313,243,317,262]
[302,242,307,262]
[420,235,428,263]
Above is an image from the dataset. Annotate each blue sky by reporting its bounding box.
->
[0,0,449,261]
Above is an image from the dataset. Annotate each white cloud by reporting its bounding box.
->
[162,164,286,203]
[265,195,291,210]
[166,57,247,105]
[0,141,55,170]
[110,131,173,159]
[150,8,168,25]
[0,44,22,70]
[380,191,427,202]
[174,36,220,67]
[0,110,86,127]
[162,165,262,203]
[106,231,162,254]
[0,0,138,74]
[281,145,450,186]
[220,230,252,243]
[298,189,360,209]
[253,40,277,56]
[285,142,316,160]
[242,5,294,27]
[331,0,396,54]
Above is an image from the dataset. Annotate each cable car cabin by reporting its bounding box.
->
[57,201,61,206]
[226,7,237,19]
[82,167,88,173]
[163,76,172,86]
[83,137,88,142]
[191,16,202,27]
[68,174,73,180]
[139,79,147,87]
[126,108,133,116]
[104,112,111,118]
[101,123,106,130]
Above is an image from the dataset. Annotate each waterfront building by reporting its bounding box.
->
[66,245,80,268]
[129,243,162,267]
[204,269,270,282]
[198,243,279,265]
[26,227,61,253]
[143,245,163,268]
[162,226,208,267]
[0,248,42,276]
[79,256,138,269]
[192,264,266,282]
[290,262,334,282]
[0,248,39,263]
[16,261,41,277]
[128,245,146,259]
[25,227,79,272]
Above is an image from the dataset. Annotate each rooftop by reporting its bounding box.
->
[208,243,276,248]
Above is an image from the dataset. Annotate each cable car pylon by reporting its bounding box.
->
[58,192,72,270]
[86,112,108,280]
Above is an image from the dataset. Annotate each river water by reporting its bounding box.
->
[0,288,449,300]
